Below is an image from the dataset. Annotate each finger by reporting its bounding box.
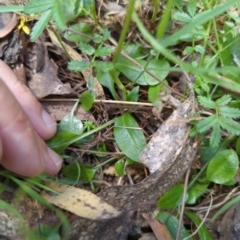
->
[0,79,62,176]
[0,60,56,140]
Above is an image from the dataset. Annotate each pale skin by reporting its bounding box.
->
[0,60,62,177]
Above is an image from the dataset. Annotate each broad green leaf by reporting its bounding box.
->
[52,1,66,31]
[96,71,118,99]
[58,101,84,135]
[80,91,94,111]
[218,116,240,135]
[223,178,237,186]
[198,96,216,109]
[216,94,232,106]
[157,184,185,209]
[63,163,96,181]
[183,46,194,55]
[68,60,90,72]
[47,132,80,153]
[207,149,239,184]
[210,122,221,147]
[64,23,92,43]
[219,106,240,119]
[122,43,147,59]
[48,119,115,153]
[185,210,213,240]
[93,61,114,72]
[143,59,169,85]
[126,86,139,102]
[24,0,55,14]
[196,115,217,133]
[79,42,95,55]
[95,46,114,57]
[115,159,124,176]
[187,181,209,204]
[114,113,146,162]
[156,212,190,239]
[30,9,52,41]
[116,58,169,86]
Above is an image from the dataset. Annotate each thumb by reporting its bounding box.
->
[0,79,62,176]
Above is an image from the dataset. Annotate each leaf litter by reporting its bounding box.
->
[0,0,240,239]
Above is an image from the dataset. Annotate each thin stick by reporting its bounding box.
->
[175,167,191,240]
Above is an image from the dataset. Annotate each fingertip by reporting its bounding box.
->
[44,148,62,175]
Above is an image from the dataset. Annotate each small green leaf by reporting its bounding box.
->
[194,45,205,54]
[126,86,139,102]
[185,210,213,240]
[96,71,118,99]
[187,181,209,204]
[114,113,146,162]
[187,0,197,17]
[79,42,95,55]
[216,94,232,106]
[95,46,114,57]
[93,33,103,43]
[198,96,216,109]
[196,115,217,133]
[115,159,124,176]
[24,0,55,14]
[157,184,185,209]
[172,11,192,23]
[63,163,96,181]
[218,116,240,135]
[64,23,92,43]
[80,91,94,111]
[68,60,90,72]
[156,212,190,239]
[58,101,84,135]
[52,1,66,31]
[148,83,166,103]
[210,122,221,147]
[219,106,240,119]
[207,149,239,184]
[30,9,52,41]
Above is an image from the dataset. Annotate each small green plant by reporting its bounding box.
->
[195,95,240,147]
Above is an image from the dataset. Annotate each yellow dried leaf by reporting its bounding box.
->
[41,183,121,220]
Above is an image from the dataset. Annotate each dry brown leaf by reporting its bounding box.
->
[142,213,172,240]
[28,56,72,99]
[47,29,105,99]
[41,183,121,220]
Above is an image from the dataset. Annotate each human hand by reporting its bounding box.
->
[0,60,62,177]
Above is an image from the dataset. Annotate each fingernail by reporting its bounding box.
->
[42,109,56,127]
[47,147,62,166]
